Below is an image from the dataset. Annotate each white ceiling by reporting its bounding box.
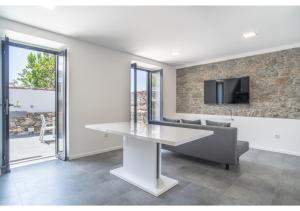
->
[0,6,300,66]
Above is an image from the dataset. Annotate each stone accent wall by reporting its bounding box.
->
[176,47,300,119]
[10,112,55,136]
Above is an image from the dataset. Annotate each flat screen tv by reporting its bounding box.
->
[204,76,249,104]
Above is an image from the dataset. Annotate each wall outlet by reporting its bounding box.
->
[274,134,280,139]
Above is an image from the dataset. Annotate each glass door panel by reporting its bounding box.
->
[56,50,67,160]
[150,71,162,121]
[136,70,148,124]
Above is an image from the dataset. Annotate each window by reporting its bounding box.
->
[131,63,163,124]
[150,71,162,121]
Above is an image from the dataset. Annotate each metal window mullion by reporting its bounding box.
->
[159,69,163,121]
[133,64,137,123]
[147,72,151,123]
[63,50,68,160]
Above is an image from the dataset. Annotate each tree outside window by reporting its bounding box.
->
[14,52,56,89]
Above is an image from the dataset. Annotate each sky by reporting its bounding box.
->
[131,68,148,92]
[9,46,34,84]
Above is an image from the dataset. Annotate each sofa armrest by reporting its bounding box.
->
[237,140,249,157]
[152,121,239,165]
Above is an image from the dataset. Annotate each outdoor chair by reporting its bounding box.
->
[39,114,55,144]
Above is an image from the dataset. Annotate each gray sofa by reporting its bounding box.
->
[151,121,249,170]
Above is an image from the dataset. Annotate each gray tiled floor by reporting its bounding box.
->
[1,148,300,205]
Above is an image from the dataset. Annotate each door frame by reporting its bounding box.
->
[1,39,68,173]
[148,69,163,123]
[131,63,163,124]
[55,50,68,161]
[1,37,10,173]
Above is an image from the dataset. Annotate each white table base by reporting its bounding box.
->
[110,135,178,197]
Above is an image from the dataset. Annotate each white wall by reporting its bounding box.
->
[163,65,176,117]
[0,18,176,160]
[10,88,55,112]
[172,105,300,157]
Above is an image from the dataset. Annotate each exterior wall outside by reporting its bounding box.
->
[130,90,148,123]
[10,112,54,137]
[8,88,55,137]
[9,87,55,112]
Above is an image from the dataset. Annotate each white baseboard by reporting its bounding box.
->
[69,145,122,160]
[251,146,300,157]
[68,145,300,160]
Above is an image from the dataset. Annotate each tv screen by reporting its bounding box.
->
[204,76,249,104]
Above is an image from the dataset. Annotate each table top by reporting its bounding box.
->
[85,122,213,146]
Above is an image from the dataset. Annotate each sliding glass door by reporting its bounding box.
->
[131,63,163,124]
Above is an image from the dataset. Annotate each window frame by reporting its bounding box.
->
[131,63,163,124]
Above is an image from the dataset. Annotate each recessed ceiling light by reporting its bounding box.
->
[243,32,257,39]
[171,51,180,56]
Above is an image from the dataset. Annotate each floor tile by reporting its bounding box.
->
[272,182,300,205]
[1,148,300,205]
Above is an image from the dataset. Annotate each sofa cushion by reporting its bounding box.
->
[206,120,231,127]
[163,117,180,123]
[181,119,201,125]
[237,140,249,157]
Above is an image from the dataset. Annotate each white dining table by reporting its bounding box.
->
[85,122,213,196]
